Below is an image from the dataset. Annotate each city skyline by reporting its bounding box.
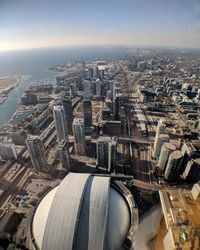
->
[0,39,200,248]
[1,0,200,51]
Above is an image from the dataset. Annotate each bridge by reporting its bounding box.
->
[117,136,150,145]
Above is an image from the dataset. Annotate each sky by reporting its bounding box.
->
[0,0,200,51]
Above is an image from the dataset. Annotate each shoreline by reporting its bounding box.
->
[0,75,24,105]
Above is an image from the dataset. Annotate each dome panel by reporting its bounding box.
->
[32,173,132,250]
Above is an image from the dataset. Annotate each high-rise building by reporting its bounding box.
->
[138,61,146,72]
[62,98,73,134]
[182,158,200,183]
[97,136,111,169]
[83,68,93,80]
[70,84,77,97]
[153,134,170,159]
[95,79,101,97]
[0,142,18,160]
[73,118,86,155]
[83,100,92,128]
[108,141,117,172]
[99,68,105,78]
[26,136,48,172]
[108,81,116,101]
[93,66,99,78]
[83,80,91,100]
[153,119,166,158]
[101,107,111,120]
[106,90,112,100]
[114,95,123,120]
[112,82,116,101]
[164,150,183,182]
[10,129,27,145]
[158,143,176,171]
[155,119,166,137]
[87,67,94,79]
[53,105,69,142]
[20,91,38,105]
[105,98,114,113]
[180,142,196,174]
[58,139,70,172]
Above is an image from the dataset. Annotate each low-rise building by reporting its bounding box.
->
[159,187,200,250]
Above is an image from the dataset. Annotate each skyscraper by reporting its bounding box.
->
[83,80,91,100]
[0,141,18,160]
[108,140,117,172]
[107,90,112,100]
[153,119,167,158]
[114,95,121,120]
[26,136,48,172]
[87,67,94,79]
[53,105,69,142]
[73,118,86,155]
[108,81,116,101]
[93,66,99,78]
[99,68,105,78]
[62,98,73,135]
[95,79,101,97]
[83,99,92,128]
[153,134,170,159]
[182,158,200,183]
[112,82,116,102]
[97,136,111,169]
[154,119,166,137]
[180,142,196,174]
[164,150,183,182]
[58,139,70,172]
[70,84,77,97]
[158,142,176,171]
[10,129,27,146]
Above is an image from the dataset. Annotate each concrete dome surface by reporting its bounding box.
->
[32,173,132,250]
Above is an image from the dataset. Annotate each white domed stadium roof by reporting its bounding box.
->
[32,173,133,250]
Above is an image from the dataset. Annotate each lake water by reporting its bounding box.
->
[0,46,136,125]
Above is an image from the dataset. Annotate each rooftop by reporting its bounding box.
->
[32,173,136,250]
[159,187,200,250]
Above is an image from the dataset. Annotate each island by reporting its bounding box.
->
[0,75,23,104]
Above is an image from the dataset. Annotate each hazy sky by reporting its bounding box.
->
[0,0,200,51]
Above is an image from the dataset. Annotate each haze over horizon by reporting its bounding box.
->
[1,0,200,52]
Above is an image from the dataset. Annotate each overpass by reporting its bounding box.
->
[117,136,150,145]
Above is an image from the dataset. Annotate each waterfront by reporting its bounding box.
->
[0,46,136,126]
[0,74,56,126]
[0,48,200,249]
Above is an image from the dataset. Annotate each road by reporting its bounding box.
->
[0,167,29,208]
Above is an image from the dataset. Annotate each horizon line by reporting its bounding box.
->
[0,44,200,53]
